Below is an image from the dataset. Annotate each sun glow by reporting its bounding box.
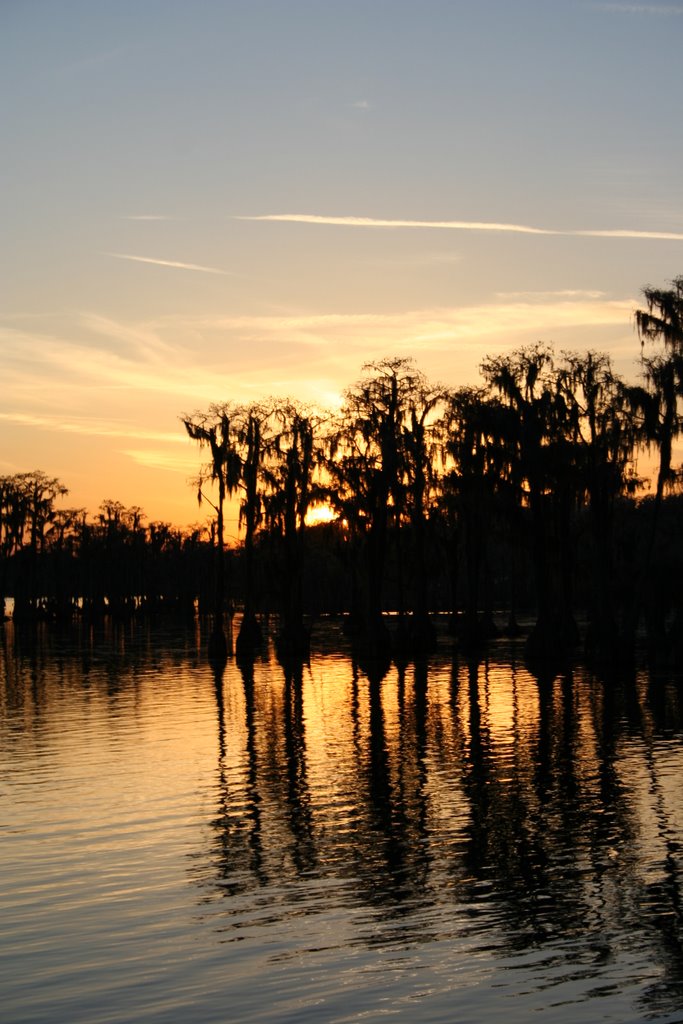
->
[305,504,337,526]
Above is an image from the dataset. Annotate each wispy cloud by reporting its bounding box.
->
[352,99,370,109]
[121,449,199,473]
[578,228,683,239]
[122,214,174,221]
[239,214,552,235]
[238,213,683,241]
[104,252,233,275]
[155,297,637,359]
[496,289,607,299]
[78,312,176,361]
[595,3,683,13]
[0,411,185,444]
[0,322,216,409]
[1,292,640,422]
[80,313,158,346]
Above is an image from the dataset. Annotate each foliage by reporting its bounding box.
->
[6,276,683,670]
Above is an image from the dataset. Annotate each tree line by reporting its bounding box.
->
[3,277,683,670]
[0,482,209,622]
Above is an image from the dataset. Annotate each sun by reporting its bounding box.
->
[305,504,337,526]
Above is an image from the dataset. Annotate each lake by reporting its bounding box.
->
[1,616,682,1023]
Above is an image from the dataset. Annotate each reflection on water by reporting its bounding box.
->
[1,617,683,1023]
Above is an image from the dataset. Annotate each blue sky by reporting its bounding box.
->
[2,0,683,526]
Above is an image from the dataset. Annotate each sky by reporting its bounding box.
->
[2,0,683,530]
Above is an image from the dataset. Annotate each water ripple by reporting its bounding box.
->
[2,622,683,1022]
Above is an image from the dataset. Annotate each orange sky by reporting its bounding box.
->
[3,1,682,529]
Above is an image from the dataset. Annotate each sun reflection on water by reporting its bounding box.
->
[2,618,683,1023]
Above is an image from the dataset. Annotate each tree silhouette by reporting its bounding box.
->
[263,400,324,658]
[442,386,515,650]
[47,506,87,619]
[12,471,68,619]
[234,402,274,656]
[559,351,639,664]
[634,278,683,525]
[481,345,581,665]
[398,372,446,652]
[631,277,683,661]
[0,475,27,618]
[182,405,242,659]
[326,358,423,654]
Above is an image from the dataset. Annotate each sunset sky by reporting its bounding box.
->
[3,0,683,530]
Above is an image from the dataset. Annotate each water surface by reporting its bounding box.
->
[2,618,682,1023]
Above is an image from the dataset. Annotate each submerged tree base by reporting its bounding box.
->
[208,621,229,665]
[276,622,311,661]
[393,613,437,660]
[455,613,500,656]
[584,618,635,673]
[349,614,393,682]
[524,612,579,673]
[236,612,263,658]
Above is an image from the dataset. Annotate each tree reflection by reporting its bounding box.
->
[350,657,410,906]
[193,626,683,1012]
[235,656,266,885]
[281,657,316,874]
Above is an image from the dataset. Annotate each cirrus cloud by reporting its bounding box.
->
[237,213,683,242]
[104,252,233,275]
[595,3,683,13]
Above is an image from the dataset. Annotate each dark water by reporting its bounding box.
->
[2,617,683,1023]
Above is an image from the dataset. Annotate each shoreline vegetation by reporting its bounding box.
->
[3,277,683,675]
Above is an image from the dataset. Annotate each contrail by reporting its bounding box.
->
[237,213,683,241]
[105,252,232,275]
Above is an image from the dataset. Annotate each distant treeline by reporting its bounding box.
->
[3,277,683,670]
